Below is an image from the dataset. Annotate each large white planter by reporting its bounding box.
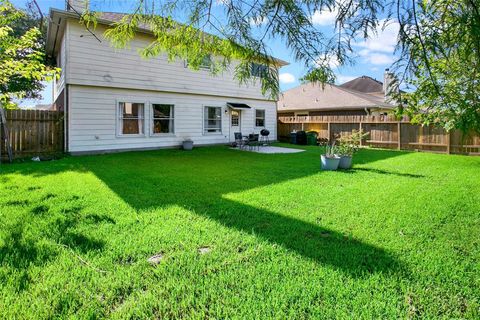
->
[321,155,341,170]
[338,155,353,169]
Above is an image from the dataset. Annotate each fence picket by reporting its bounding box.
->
[278,115,480,155]
[0,109,64,161]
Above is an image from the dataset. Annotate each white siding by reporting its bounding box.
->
[66,20,273,101]
[53,29,67,100]
[68,85,277,153]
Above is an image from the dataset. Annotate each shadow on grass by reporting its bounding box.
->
[2,146,409,277]
[0,197,107,291]
[342,167,426,178]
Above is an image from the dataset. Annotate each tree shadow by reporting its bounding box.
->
[82,147,405,277]
[341,167,426,178]
[2,147,409,277]
[0,194,107,291]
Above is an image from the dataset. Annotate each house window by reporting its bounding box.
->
[255,109,265,127]
[185,55,212,70]
[251,63,269,78]
[152,104,174,134]
[231,110,239,126]
[204,106,222,134]
[118,102,144,135]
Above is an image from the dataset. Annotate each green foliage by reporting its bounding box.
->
[1,146,479,318]
[396,0,480,133]
[0,0,58,108]
[80,0,480,131]
[337,129,369,156]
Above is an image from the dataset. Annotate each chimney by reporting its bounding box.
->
[383,68,398,103]
[66,0,89,13]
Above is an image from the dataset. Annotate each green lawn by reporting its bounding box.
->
[0,145,479,318]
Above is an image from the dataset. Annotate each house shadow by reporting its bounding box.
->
[82,147,406,277]
[3,146,410,277]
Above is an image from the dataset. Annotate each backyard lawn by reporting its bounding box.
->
[0,145,479,318]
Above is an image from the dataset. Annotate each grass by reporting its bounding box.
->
[0,144,479,318]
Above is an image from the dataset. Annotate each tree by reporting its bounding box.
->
[0,0,57,108]
[73,1,480,132]
[397,0,480,134]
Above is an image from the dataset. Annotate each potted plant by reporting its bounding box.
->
[320,140,341,170]
[336,129,368,169]
[182,138,194,150]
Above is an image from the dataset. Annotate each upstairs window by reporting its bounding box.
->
[251,63,269,78]
[152,104,174,134]
[255,109,265,127]
[118,102,145,135]
[185,55,212,70]
[204,106,222,134]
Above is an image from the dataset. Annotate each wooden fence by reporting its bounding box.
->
[1,109,64,162]
[278,115,480,155]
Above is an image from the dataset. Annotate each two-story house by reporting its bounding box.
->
[46,0,287,154]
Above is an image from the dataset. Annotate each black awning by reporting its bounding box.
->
[227,102,251,109]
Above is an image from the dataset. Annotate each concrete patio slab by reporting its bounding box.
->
[232,146,305,154]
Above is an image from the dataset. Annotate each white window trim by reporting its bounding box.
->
[115,100,147,138]
[149,101,177,137]
[184,55,212,71]
[202,105,223,135]
[254,108,266,128]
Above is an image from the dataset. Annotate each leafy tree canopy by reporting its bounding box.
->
[71,1,480,132]
[0,0,57,108]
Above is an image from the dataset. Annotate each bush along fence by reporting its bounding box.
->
[0,109,64,162]
[278,115,480,155]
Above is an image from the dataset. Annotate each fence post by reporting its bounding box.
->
[397,122,401,150]
[327,122,331,141]
[446,130,451,154]
[359,122,363,146]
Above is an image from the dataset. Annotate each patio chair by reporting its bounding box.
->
[234,132,245,149]
[246,134,260,151]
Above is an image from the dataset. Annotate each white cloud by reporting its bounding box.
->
[363,53,395,65]
[315,54,341,69]
[249,16,269,26]
[310,8,337,26]
[279,72,296,84]
[353,19,399,67]
[215,0,230,5]
[354,20,399,54]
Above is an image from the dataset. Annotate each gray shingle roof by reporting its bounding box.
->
[339,76,384,94]
[277,82,393,112]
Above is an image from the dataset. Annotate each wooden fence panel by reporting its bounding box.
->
[1,109,64,161]
[278,115,480,155]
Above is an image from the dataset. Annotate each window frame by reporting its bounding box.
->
[149,101,176,136]
[231,109,240,127]
[255,109,266,128]
[250,63,269,79]
[184,54,213,71]
[203,105,223,135]
[115,100,147,138]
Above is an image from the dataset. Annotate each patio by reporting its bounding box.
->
[231,145,305,154]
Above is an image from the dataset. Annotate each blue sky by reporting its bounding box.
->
[12,0,398,106]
